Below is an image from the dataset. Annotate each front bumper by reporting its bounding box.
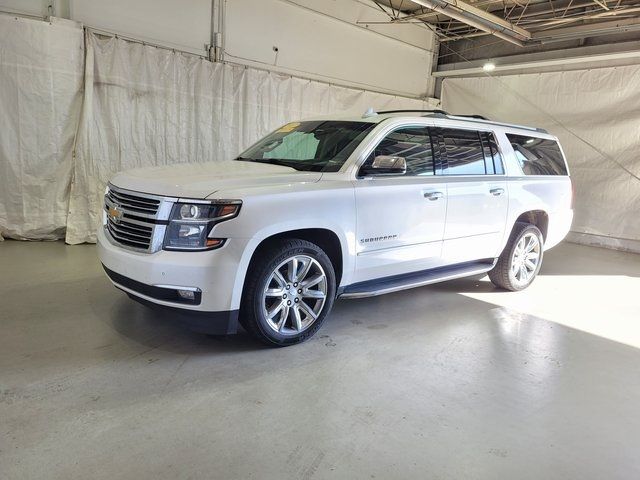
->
[121,287,239,335]
[97,226,250,333]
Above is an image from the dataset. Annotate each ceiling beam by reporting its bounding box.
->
[433,47,640,76]
[534,16,640,40]
[591,0,611,10]
[394,0,525,22]
[532,5,640,28]
[408,0,532,45]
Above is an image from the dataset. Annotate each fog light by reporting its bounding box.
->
[177,289,196,301]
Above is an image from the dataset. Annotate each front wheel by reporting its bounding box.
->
[488,223,544,291]
[240,239,336,346]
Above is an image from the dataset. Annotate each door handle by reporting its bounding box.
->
[490,188,505,196]
[424,191,444,201]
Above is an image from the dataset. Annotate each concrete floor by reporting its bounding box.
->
[1,240,639,479]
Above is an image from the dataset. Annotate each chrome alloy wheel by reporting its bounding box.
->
[511,232,541,285]
[263,255,328,335]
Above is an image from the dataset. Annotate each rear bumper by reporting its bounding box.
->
[546,208,573,250]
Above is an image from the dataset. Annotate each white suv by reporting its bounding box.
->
[98,110,573,346]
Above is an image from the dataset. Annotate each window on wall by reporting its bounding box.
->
[507,134,568,175]
[362,127,434,176]
[436,128,486,175]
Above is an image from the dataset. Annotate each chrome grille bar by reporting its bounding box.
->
[106,190,160,215]
[108,221,152,241]
[107,221,151,249]
[104,185,174,253]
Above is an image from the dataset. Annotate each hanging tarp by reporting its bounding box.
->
[0,16,436,243]
[0,16,84,241]
[65,32,436,243]
[442,68,640,252]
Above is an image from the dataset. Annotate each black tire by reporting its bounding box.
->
[240,238,336,347]
[488,222,544,291]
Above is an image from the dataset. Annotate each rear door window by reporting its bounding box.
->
[507,134,568,175]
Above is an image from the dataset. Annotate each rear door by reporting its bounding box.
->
[352,125,448,282]
[431,127,509,264]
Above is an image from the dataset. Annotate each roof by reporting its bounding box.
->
[302,109,549,135]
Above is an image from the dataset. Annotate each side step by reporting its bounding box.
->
[339,259,496,299]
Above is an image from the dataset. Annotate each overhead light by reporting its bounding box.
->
[482,62,496,72]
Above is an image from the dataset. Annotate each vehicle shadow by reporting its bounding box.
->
[95,242,639,353]
[537,242,640,277]
[92,285,264,356]
[426,242,640,295]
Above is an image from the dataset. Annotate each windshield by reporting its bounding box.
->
[236,121,374,172]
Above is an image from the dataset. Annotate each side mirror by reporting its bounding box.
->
[363,155,407,176]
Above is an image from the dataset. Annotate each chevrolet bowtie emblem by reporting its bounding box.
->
[108,205,124,223]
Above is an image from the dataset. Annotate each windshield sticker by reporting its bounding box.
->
[277,122,301,133]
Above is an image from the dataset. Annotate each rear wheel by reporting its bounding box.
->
[240,239,336,346]
[488,223,543,291]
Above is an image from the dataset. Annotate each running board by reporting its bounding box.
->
[339,259,497,299]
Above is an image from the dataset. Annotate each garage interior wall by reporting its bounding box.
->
[441,69,640,253]
[66,31,437,244]
[0,13,438,243]
[68,0,439,98]
[221,0,437,97]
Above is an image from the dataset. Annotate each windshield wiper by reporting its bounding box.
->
[235,157,307,171]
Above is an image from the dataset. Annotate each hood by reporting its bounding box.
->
[109,160,322,198]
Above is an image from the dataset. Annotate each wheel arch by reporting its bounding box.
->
[514,210,549,241]
[248,228,344,286]
[229,226,351,311]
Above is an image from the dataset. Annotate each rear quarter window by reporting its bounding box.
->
[507,134,568,175]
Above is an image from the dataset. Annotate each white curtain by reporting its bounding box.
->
[442,68,640,252]
[0,17,437,243]
[65,33,436,244]
[0,16,84,241]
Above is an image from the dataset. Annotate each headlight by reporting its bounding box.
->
[163,200,241,251]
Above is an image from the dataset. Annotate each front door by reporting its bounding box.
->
[352,126,447,282]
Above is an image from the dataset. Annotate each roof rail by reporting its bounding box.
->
[442,114,548,134]
[375,109,548,134]
[377,109,450,116]
[454,114,490,121]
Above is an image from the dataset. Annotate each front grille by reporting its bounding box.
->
[104,185,168,252]
[106,216,153,250]
[106,188,160,216]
